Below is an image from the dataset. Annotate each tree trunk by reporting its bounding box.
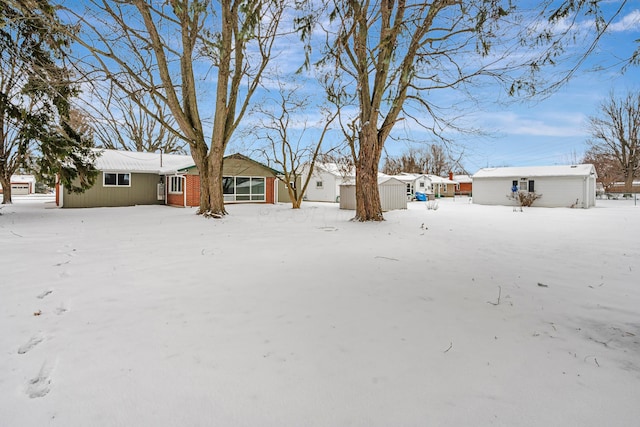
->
[355,130,383,221]
[0,175,12,204]
[206,147,227,218]
[624,168,635,193]
[289,185,301,209]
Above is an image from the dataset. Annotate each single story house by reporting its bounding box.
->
[390,173,431,200]
[57,150,285,208]
[339,176,407,211]
[451,173,472,196]
[427,174,457,197]
[0,174,37,195]
[163,153,282,207]
[302,162,356,202]
[607,181,640,195]
[472,164,597,208]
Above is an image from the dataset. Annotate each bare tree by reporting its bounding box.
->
[252,80,337,208]
[64,0,285,217]
[382,146,431,175]
[310,1,628,221]
[582,147,621,192]
[81,80,187,154]
[587,91,640,193]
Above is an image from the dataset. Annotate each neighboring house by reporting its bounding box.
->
[472,164,597,208]
[0,174,37,195]
[302,162,355,202]
[607,181,640,194]
[427,174,457,197]
[163,153,282,207]
[339,176,407,211]
[390,173,430,199]
[58,150,284,208]
[450,173,472,196]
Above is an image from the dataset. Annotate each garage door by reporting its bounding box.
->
[11,184,30,195]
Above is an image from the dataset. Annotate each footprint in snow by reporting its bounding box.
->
[55,305,67,315]
[26,361,54,399]
[18,334,45,354]
[37,290,53,299]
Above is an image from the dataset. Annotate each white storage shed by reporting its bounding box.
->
[472,164,597,208]
[340,177,407,211]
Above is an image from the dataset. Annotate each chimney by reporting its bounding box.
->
[448,171,453,180]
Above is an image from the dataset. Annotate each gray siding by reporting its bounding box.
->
[63,172,163,208]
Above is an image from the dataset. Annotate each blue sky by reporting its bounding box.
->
[232,1,640,174]
[62,1,640,175]
[377,3,640,173]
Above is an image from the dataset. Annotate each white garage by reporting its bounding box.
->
[472,164,597,208]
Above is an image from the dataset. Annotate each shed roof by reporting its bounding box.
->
[94,149,193,174]
[473,164,596,179]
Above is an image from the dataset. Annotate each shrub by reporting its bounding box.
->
[517,191,542,207]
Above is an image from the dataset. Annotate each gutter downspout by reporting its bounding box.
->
[183,175,187,207]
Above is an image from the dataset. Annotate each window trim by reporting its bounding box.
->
[168,175,184,194]
[222,176,266,202]
[103,172,131,187]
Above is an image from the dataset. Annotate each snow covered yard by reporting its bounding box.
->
[1,197,639,426]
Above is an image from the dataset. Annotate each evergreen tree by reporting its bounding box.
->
[0,0,96,204]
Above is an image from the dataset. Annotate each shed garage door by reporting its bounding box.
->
[11,184,30,195]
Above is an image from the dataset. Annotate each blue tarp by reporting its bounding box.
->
[415,192,427,201]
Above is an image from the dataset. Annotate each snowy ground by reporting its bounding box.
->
[1,196,639,426]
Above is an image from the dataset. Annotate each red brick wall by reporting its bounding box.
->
[457,182,472,195]
[186,175,200,207]
[166,192,184,206]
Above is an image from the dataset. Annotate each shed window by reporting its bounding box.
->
[104,173,130,187]
[168,176,183,194]
[316,181,323,188]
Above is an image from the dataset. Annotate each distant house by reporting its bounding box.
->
[390,173,430,200]
[472,164,597,208]
[0,174,37,195]
[57,150,284,208]
[426,174,457,197]
[607,181,640,195]
[339,176,407,211]
[302,163,356,202]
[450,173,472,196]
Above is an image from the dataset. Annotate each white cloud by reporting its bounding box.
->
[609,10,640,32]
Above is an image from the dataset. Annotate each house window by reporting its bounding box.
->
[104,172,130,187]
[419,182,425,188]
[222,176,265,201]
[519,179,528,191]
[316,181,323,188]
[168,176,183,194]
[518,178,535,192]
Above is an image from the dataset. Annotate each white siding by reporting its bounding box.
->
[304,171,339,202]
[339,179,407,211]
[379,179,407,210]
[473,176,595,208]
[339,185,356,209]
